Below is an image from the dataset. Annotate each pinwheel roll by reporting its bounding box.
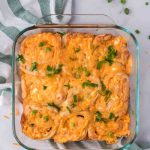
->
[88,114,130,144]
[18,33,62,76]
[94,72,129,117]
[54,111,91,143]
[21,105,59,140]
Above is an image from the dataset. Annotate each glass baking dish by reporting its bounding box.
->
[12,14,140,150]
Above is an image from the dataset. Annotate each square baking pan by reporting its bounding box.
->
[12,14,139,150]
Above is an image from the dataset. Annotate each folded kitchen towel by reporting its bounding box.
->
[0,0,144,149]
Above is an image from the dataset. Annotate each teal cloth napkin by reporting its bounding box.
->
[0,0,144,149]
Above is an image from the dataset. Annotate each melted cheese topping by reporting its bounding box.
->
[54,111,91,143]
[21,105,59,139]
[19,32,132,144]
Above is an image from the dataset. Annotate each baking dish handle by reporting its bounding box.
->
[36,14,116,25]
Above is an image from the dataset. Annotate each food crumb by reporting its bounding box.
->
[124,8,130,15]
[15,106,19,116]
[12,143,20,147]
[3,115,9,119]
[135,29,140,34]
[131,110,135,115]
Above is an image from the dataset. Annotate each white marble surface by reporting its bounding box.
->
[0,0,150,149]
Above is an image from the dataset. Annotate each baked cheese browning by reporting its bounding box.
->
[21,105,59,139]
[93,35,131,75]
[60,88,100,113]
[53,111,91,143]
[20,73,61,105]
[92,34,113,60]
[93,35,130,67]
[19,32,132,144]
[93,72,129,117]
[98,62,126,79]
[88,114,130,144]
[113,36,130,66]
[19,33,62,76]
[61,33,94,77]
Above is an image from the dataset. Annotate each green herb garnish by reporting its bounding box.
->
[72,95,77,108]
[109,112,118,121]
[124,8,130,15]
[95,111,108,123]
[96,46,117,69]
[105,90,112,101]
[97,60,106,70]
[148,35,150,39]
[145,2,149,5]
[109,112,115,120]
[47,103,60,111]
[44,116,49,122]
[47,66,55,75]
[30,123,34,127]
[101,80,106,91]
[45,47,52,52]
[66,106,71,113]
[107,131,114,138]
[108,0,113,3]
[82,80,98,88]
[43,85,47,90]
[76,67,90,78]
[64,81,72,89]
[120,0,126,4]
[16,54,25,63]
[39,41,46,47]
[57,32,66,36]
[71,122,75,127]
[30,62,38,72]
[135,29,140,34]
[32,110,38,115]
[47,64,63,76]
[84,67,91,77]
[102,118,109,124]
[54,64,63,74]
[95,111,102,121]
[104,46,117,65]
[74,47,80,53]
[100,81,112,101]
[78,66,84,73]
